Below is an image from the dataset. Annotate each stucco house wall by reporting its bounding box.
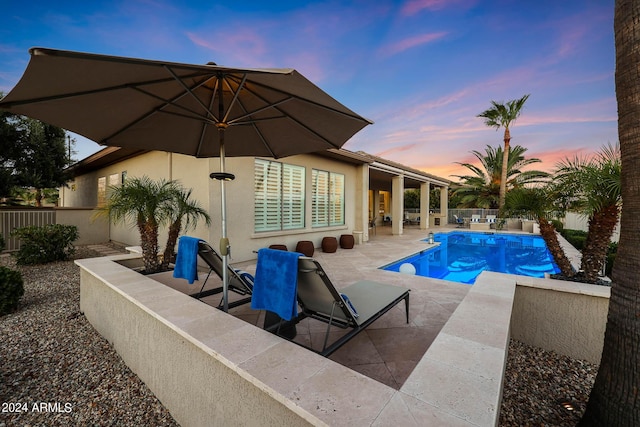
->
[62,151,365,262]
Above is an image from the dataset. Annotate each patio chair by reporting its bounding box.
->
[471,214,482,223]
[486,215,497,228]
[265,257,410,357]
[191,240,254,308]
[453,214,465,228]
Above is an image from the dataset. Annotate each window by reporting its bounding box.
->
[312,169,345,227]
[254,159,305,232]
[97,176,106,207]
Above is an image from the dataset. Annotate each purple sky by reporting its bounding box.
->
[1,0,616,181]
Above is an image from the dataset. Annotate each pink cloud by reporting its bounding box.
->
[186,31,268,67]
[379,32,448,57]
[401,0,477,16]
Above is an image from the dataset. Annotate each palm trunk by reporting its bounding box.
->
[161,220,181,270]
[138,219,160,273]
[499,128,511,213]
[580,0,640,424]
[581,205,620,282]
[538,217,574,277]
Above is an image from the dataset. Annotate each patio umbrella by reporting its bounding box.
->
[0,47,372,311]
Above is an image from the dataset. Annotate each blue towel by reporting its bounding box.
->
[251,248,301,321]
[173,236,200,284]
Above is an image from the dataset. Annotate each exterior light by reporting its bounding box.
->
[210,172,235,181]
[428,232,434,244]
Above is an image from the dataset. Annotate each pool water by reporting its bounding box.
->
[382,231,560,285]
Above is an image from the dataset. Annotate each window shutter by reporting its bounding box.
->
[254,159,304,232]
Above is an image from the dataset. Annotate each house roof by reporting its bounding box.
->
[66,146,450,187]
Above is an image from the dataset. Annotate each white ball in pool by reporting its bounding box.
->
[399,263,416,275]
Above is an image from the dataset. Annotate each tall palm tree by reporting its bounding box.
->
[161,185,211,271]
[477,94,530,211]
[97,176,175,273]
[580,0,640,424]
[452,144,549,208]
[504,187,574,277]
[554,143,621,282]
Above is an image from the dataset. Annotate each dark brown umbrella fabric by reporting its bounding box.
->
[0,47,372,311]
[0,47,371,159]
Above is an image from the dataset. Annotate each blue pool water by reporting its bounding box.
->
[382,231,560,285]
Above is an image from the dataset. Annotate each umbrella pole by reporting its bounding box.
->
[219,138,230,312]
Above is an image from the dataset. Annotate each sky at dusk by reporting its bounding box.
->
[1,0,616,181]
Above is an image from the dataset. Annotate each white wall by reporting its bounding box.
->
[564,211,620,243]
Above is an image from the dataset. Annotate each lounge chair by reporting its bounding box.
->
[266,257,410,357]
[192,240,254,308]
[453,214,465,228]
[486,215,497,228]
[471,214,482,223]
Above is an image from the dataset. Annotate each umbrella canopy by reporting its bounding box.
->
[0,48,372,158]
[0,47,373,311]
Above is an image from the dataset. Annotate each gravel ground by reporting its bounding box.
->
[0,246,178,427]
[500,339,598,426]
[1,245,598,427]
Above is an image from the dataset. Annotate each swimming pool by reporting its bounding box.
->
[381,231,560,285]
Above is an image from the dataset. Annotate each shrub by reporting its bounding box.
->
[551,219,564,232]
[0,233,4,251]
[561,229,588,251]
[12,224,79,265]
[0,266,24,315]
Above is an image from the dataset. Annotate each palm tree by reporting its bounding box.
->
[97,176,175,273]
[504,187,574,277]
[554,143,621,282]
[580,0,640,424]
[452,144,549,208]
[160,185,211,271]
[477,94,530,211]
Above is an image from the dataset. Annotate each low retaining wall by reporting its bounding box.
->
[510,278,609,365]
[76,255,608,426]
[78,256,322,427]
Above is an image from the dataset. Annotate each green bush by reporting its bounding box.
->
[561,229,588,251]
[0,266,24,315]
[0,233,4,251]
[12,224,79,265]
[551,219,564,232]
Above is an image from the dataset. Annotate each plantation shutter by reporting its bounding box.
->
[312,170,344,227]
[282,164,305,230]
[312,169,329,227]
[330,173,345,226]
[254,159,305,232]
[254,159,282,232]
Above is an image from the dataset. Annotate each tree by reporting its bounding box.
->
[580,0,640,424]
[504,187,574,277]
[161,185,211,271]
[452,144,549,208]
[477,94,530,211]
[13,118,71,206]
[97,176,175,273]
[554,143,621,282]
[0,93,21,199]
